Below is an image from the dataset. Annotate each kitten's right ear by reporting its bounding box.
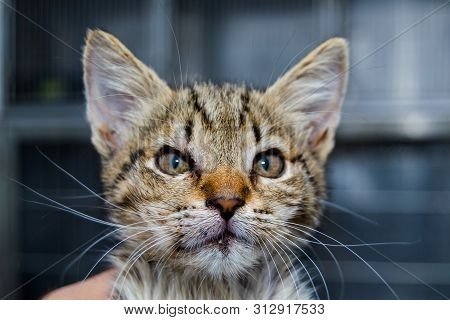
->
[83,30,172,157]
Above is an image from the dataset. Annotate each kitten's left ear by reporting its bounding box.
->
[266,38,349,163]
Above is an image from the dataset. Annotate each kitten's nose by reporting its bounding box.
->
[206,197,245,221]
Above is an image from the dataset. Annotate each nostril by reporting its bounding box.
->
[216,198,244,213]
[220,210,234,221]
[206,197,245,221]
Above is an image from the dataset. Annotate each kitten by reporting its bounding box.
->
[83,30,348,299]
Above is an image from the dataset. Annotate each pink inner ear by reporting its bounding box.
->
[307,91,341,141]
[310,127,329,149]
[88,71,138,150]
[97,123,115,147]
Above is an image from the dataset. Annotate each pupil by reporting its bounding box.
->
[171,156,180,169]
[260,157,270,171]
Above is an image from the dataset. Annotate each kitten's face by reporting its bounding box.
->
[83,31,348,278]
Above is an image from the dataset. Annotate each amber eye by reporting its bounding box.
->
[253,149,285,178]
[156,147,190,175]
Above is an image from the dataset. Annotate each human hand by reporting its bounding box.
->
[43,269,116,300]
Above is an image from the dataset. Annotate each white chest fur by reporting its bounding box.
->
[111,257,312,300]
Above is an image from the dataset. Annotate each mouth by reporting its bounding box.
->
[185,229,249,251]
[207,229,235,247]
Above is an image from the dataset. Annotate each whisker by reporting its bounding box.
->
[110,236,168,299]
[34,148,183,215]
[271,229,328,300]
[82,228,157,282]
[119,231,176,280]
[154,238,183,278]
[165,12,183,89]
[265,28,298,89]
[20,196,122,228]
[322,215,449,300]
[247,217,410,247]
[114,233,176,299]
[280,41,317,78]
[277,226,344,299]
[308,242,344,299]
[195,273,209,299]
[60,227,114,282]
[56,193,107,199]
[246,219,319,298]
[257,238,285,290]
[62,220,154,280]
[268,218,400,299]
[1,227,110,299]
[266,235,303,299]
[255,239,274,291]
[35,149,146,216]
[320,199,379,225]
[260,221,344,299]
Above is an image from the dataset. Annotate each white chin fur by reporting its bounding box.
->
[186,242,260,278]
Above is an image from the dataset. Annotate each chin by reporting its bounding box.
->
[184,240,260,279]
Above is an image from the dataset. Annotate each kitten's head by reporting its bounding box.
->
[83,30,348,278]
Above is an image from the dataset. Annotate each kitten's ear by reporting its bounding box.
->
[266,38,349,163]
[83,30,172,157]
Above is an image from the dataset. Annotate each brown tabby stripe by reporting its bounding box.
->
[185,120,193,143]
[239,90,250,127]
[252,123,261,143]
[239,112,246,127]
[116,192,135,210]
[189,88,201,112]
[113,148,145,183]
[189,88,210,125]
[292,154,318,194]
[240,90,250,113]
[130,149,145,164]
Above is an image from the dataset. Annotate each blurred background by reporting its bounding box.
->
[0,0,449,299]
